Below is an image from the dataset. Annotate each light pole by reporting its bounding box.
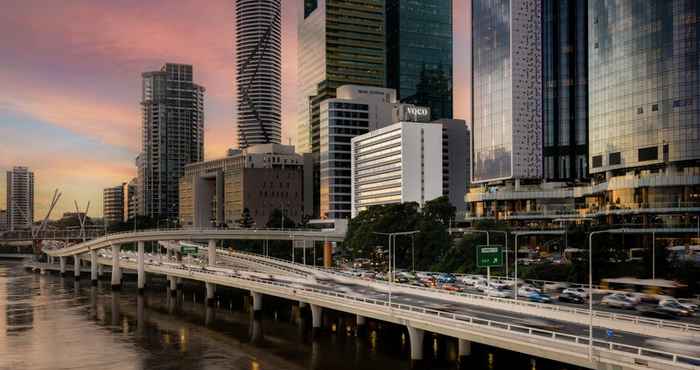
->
[512,229,566,300]
[374,230,420,308]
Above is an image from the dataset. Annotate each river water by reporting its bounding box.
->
[0,260,581,370]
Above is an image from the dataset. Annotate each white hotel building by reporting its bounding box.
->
[350,122,443,217]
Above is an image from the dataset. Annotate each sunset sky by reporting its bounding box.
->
[0,0,470,218]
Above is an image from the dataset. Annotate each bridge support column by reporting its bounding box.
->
[310,304,322,337]
[90,249,98,286]
[208,240,216,266]
[59,256,66,277]
[206,283,216,307]
[356,315,367,337]
[73,255,81,280]
[168,276,177,296]
[97,263,103,278]
[458,339,471,369]
[323,241,332,268]
[406,325,424,369]
[111,244,121,290]
[250,291,263,319]
[137,241,145,293]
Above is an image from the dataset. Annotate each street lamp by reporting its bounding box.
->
[374,230,419,308]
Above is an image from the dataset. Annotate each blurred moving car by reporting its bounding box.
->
[562,287,587,298]
[518,286,540,297]
[442,283,462,292]
[489,279,510,290]
[636,305,680,320]
[658,299,693,317]
[558,292,585,304]
[459,275,482,286]
[437,273,457,284]
[484,287,510,298]
[527,291,552,303]
[675,298,698,312]
[601,293,635,309]
[543,281,569,292]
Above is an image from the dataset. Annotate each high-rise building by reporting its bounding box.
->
[6,166,34,231]
[0,210,7,231]
[317,85,400,219]
[235,0,282,148]
[351,121,443,217]
[296,0,386,155]
[435,119,469,214]
[103,181,137,225]
[588,0,700,178]
[103,184,125,225]
[542,0,588,182]
[179,144,305,228]
[471,0,542,184]
[138,63,204,221]
[386,0,453,120]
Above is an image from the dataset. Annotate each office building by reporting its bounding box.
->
[0,210,7,231]
[465,0,700,226]
[351,122,443,217]
[471,0,542,184]
[318,85,407,219]
[126,178,137,221]
[542,0,588,181]
[386,0,453,120]
[179,144,305,228]
[138,63,205,221]
[297,0,386,154]
[436,119,469,214]
[235,0,282,148]
[6,166,34,231]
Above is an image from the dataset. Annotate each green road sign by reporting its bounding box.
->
[477,245,503,268]
[181,246,198,255]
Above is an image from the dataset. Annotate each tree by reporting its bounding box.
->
[237,208,255,228]
[266,208,296,229]
[422,196,456,226]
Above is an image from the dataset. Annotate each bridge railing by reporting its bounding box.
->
[140,262,700,369]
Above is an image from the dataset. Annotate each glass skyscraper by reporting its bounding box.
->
[588,0,700,176]
[386,0,453,120]
[471,0,542,183]
[542,0,589,182]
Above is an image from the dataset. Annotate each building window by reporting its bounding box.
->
[609,152,621,166]
[638,146,658,162]
[592,155,602,168]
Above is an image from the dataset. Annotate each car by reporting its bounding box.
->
[558,292,585,304]
[437,273,457,284]
[518,286,540,297]
[658,299,693,316]
[489,279,510,290]
[620,292,642,305]
[459,275,482,286]
[474,280,489,292]
[527,291,552,303]
[442,283,462,292]
[543,281,569,292]
[601,293,635,309]
[484,287,510,298]
[675,298,698,312]
[562,287,587,298]
[637,306,680,320]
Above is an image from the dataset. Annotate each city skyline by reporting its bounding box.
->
[0,0,472,218]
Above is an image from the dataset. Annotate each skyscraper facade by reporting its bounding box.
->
[138,63,204,222]
[235,0,282,148]
[103,184,126,225]
[386,0,453,120]
[296,0,386,155]
[588,0,700,177]
[471,0,542,184]
[6,166,34,231]
[542,0,589,182]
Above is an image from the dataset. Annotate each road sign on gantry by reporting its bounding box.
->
[181,245,198,255]
[477,245,503,268]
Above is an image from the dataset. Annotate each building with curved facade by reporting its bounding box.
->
[235,0,282,149]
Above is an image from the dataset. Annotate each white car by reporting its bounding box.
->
[490,279,510,290]
[620,292,642,305]
[562,287,587,298]
[518,286,540,297]
[459,275,481,286]
[474,280,489,292]
[669,298,698,312]
[484,287,510,298]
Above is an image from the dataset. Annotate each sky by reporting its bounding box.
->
[0,0,470,219]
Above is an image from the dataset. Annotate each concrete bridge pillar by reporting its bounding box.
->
[73,255,81,280]
[310,304,322,336]
[168,276,177,296]
[251,291,263,311]
[111,244,121,290]
[40,268,46,275]
[299,301,307,309]
[323,241,332,268]
[356,315,367,337]
[458,339,471,369]
[166,246,173,259]
[97,263,103,278]
[208,240,216,266]
[137,241,145,293]
[90,249,98,285]
[205,282,216,306]
[59,256,66,277]
[406,325,425,368]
